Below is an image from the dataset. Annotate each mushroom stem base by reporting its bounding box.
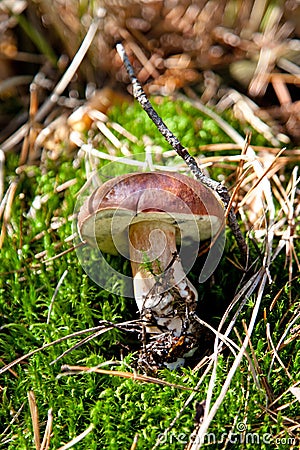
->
[129,220,199,340]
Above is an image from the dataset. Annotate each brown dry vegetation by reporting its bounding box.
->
[0,1,299,449]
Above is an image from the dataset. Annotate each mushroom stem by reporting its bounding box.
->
[129,220,198,336]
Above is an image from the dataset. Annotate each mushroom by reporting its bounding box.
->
[78,171,224,368]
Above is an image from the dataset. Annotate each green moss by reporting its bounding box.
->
[0,96,298,449]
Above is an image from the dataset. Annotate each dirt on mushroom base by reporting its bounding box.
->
[136,256,203,373]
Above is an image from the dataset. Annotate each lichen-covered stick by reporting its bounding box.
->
[116,43,248,263]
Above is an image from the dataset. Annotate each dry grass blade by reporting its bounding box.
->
[72,133,198,173]
[218,90,288,146]
[41,242,85,264]
[266,323,292,380]
[192,315,240,357]
[0,75,33,95]
[0,14,100,154]
[40,409,53,450]
[233,327,261,392]
[217,270,264,340]
[152,362,214,450]
[249,5,286,97]
[289,386,300,404]
[239,321,273,400]
[278,325,300,351]
[238,148,286,209]
[196,144,300,155]
[0,323,131,375]
[130,433,139,450]
[0,179,18,248]
[223,166,252,217]
[186,158,278,447]
[27,391,41,450]
[49,319,142,366]
[188,268,268,449]
[179,89,275,242]
[0,401,25,445]
[56,423,94,450]
[267,311,300,379]
[47,269,68,324]
[58,365,196,392]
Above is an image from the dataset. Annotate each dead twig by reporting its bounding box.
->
[28,391,41,450]
[59,364,196,392]
[0,321,138,375]
[56,423,94,450]
[116,43,249,264]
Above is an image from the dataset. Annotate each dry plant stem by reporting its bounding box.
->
[0,320,139,375]
[59,365,195,392]
[178,89,275,221]
[47,269,68,324]
[152,361,213,450]
[189,197,275,448]
[40,409,53,450]
[49,319,142,366]
[189,269,267,449]
[0,16,100,154]
[27,391,40,450]
[56,423,94,450]
[116,43,248,263]
[130,434,139,450]
[0,401,25,442]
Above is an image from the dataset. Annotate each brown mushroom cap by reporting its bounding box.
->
[78,171,225,255]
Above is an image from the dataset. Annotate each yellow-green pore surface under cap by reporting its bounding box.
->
[78,171,225,256]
